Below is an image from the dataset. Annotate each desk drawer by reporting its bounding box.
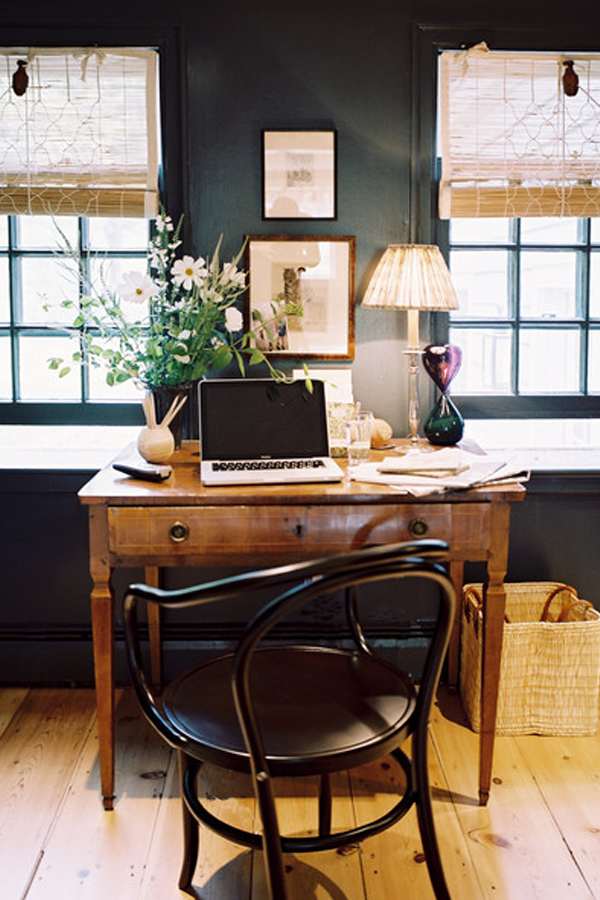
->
[108,503,472,565]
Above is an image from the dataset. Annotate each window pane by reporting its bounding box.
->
[450,219,510,244]
[18,216,78,250]
[590,251,600,318]
[520,218,580,244]
[88,217,149,250]
[449,250,509,317]
[0,335,11,399]
[88,336,141,401]
[589,330,600,393]
[449,326,512,393]
[0,216,7,248]
[518,328,580,393]
[590,220,600,244]
[18,335,81,400]
[0,258,8,323]
[20,257,79,325]
[520,251,577,319]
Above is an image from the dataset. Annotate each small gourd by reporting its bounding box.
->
[137,391,188,463]
[371,417,393,448]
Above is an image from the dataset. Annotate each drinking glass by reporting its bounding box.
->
[346,411,373,467]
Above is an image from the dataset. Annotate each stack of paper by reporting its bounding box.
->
[348,446,529,496]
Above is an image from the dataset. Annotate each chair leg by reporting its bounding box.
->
[178,752,200,896]
[413,722,452,900]
[318,773,332,836]
[254,775,288,900]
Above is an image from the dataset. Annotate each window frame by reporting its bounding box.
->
[412,22,600,420]
[0,24,185,426]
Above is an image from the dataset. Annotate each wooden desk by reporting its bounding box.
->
[79,441,525,810]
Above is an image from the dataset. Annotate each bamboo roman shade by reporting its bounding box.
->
[0,47,158,217]
[439,43,600,218]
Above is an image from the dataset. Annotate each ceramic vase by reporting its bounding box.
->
[137,424,175,463]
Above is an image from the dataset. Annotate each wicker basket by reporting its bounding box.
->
[460,582,600,736]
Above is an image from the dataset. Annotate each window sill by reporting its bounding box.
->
[465,419,600,474]
[0,425,140,471]
[0,422,598,475]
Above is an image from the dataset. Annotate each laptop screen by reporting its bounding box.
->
[199,379,330,461]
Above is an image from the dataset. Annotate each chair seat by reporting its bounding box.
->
[163,645,416,775]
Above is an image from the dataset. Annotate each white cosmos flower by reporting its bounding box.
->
[117,272,159,304]
[171,255,207,290]
[173,354,191,364]
[225,307,244,333]
[221,263,246,287]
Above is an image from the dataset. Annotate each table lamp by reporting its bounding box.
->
[361,244,459,442]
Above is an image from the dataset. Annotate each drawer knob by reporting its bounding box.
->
[408,517,429,538]
[169,521,189,543]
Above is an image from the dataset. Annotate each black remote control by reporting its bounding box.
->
[112,462,172,482]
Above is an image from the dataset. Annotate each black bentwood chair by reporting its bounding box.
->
[123,539,455,900]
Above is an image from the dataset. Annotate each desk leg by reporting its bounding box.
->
[89,508,115,810]
[479,500,511,806]
[447,560,464,689]
[145,566,162,686]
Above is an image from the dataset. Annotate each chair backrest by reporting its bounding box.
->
[123,538,455,758]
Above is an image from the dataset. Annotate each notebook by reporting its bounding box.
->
[199,378,344,486]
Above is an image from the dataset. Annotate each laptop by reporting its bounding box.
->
[199,378,344,486]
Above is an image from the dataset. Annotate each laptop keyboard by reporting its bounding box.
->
[211,459,326,472]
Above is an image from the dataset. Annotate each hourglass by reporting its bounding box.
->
[422,344,464,446]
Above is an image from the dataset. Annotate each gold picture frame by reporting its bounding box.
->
[245,234,355,359]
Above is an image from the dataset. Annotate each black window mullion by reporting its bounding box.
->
[579,218,591,396]
[79,218,90,404]
[510,219,520,397]
[8,215,20,403]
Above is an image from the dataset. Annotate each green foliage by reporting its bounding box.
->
[47,209,294,389]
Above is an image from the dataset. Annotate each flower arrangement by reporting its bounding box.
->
[48,209,299,390]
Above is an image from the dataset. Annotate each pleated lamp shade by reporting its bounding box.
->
[361,243,459,442]
[362,244,459,313]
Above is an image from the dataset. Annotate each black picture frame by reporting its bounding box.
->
[261,129,337,220]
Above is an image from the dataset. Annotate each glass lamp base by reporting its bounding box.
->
[424,393,464,446]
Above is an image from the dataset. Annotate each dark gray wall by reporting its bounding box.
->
[2,0,600,682]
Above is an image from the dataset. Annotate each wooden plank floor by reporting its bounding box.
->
[1,685,598,900]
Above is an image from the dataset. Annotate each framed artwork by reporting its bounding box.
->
[262,129,337,220]
[245,234,355,359]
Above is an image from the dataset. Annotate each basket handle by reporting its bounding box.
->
[556,598,595,622]
[463,586,482,622]
[539,584,580,622]
[463,585,511,627]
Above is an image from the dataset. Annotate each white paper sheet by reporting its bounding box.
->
[348,447,530,496]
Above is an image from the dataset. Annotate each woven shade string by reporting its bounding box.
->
[0,47,159,217]
[439,44,600,218]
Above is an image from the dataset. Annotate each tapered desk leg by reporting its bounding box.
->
[145,566,162,687]
[89,508,115,810]
[479,500,511,806]
[447,560,464,689]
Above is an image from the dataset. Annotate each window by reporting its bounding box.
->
[0,38,178,426]
[431,39,600,422]
[0,213,149,409]
[448,216,600,412]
